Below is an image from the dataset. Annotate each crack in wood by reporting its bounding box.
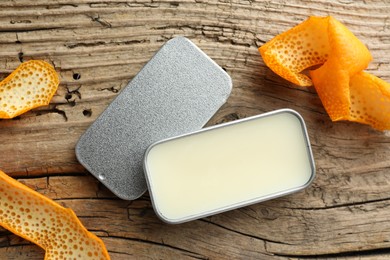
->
[10,19,32,24]
[88,14,112,28]
[52,197,120,202]
[285,196,390,211]
[65,85,82,103]
[200,218,292,248]
[15,32,21,44]
[87,229,109,237]
[0,27,64,33]
[78,216,111,220]
[65,41,107,49]
[65,39,147,49]
[18,52,24,62]
[98,85,121,93]
[106,250,133,256]
[33,105,68,121]
[46,4,78,9]
[271,246,390,258]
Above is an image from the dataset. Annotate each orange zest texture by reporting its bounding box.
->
[0,170,110,260]
[0,60,59,119]
[259,16,390,130]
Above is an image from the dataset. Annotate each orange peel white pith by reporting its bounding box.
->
[0,170,110,260]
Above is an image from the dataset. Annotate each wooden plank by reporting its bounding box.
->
[1,0,390,258]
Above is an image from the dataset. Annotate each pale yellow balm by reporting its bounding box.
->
[144,109,315,224]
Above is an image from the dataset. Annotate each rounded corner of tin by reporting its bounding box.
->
[280,108,305,121]
[168,35,190,44]
[74,142,91,177]
[144,140,158,158]
[112,185,147,201]
[74,131,92,164]
[74,140,84,163]
[124,190,147,201]
[143,141,162,174]
[142,149,152,185]
[143,155,185,225]
[224,74,233,94]
[155,211,180,225]
[164,36,194,52]
[147,193,181,225]
[298,164,316,193]
[306,157,317,187]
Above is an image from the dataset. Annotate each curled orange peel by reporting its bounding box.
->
[0,60,59,119]
[259,16,331,87]
[259,16,390,130]
[0,170,110,260]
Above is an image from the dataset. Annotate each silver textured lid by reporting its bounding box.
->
[75,37,232,200]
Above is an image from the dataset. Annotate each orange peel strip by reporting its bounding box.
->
[259,16,390,130]
[259,16,331,87]
[0,170,110,260]
[0,60,59,119]
[309,16,372,121]
[349,72,390,130]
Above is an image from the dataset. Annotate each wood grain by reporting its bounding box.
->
[1,0,390,259]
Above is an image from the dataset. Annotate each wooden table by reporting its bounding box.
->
[1,1,390,259]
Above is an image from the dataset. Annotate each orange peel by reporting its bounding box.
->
[259,16,390,130]
[0,60,59,119]
[0,170,110,260]
[259,16,331,87]
[349,72,390,130]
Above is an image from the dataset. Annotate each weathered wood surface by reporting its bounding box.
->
[1,0,390,259]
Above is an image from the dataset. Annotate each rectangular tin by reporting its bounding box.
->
[144,109,316,224]
[75,37,232,200]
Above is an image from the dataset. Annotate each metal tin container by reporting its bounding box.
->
[76,37,232,200]
[144,109,316,224]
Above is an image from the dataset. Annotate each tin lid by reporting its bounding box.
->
[75,37,232,200]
